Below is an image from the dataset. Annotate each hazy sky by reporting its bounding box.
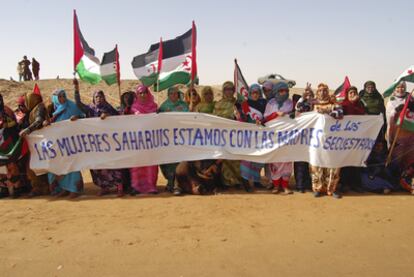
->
[1,0,413,91]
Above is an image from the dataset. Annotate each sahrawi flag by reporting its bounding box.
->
[100,45,120,86]
[131,38,163,87]
[397,94,414,132]
[73,10,101,84]
[383,65,414,97]
[334,76,351,102]
[132,23,197,91]
[234,59,249,101]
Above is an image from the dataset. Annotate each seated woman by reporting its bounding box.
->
[173,160,221,195]
[195,86,215,114]
[361,140,397,194]
[74,79,125,196]
[129,85,159,195]
[47,89,85,198]
[400,162,414,195]
[158,87,189,192]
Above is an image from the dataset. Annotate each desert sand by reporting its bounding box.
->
[0,79,413,277]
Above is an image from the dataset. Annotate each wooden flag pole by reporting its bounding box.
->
[386,126,401,166]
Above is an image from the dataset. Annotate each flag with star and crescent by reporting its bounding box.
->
[132,25,197,91]
[383,65,414,97]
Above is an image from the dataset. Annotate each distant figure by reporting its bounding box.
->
[32,58,40,80]
[17,61,24,81]
[56,75,60,80]
[20,56,32,81]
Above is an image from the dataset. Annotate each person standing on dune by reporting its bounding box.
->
[32,58,40,80]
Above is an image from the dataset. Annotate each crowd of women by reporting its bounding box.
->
[0,78,413,199]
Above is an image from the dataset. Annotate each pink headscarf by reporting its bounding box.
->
[131,85,158,114]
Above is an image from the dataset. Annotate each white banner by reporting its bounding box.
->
[27,112,383,175]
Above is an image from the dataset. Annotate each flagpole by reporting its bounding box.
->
[386,127,401,166]
[115,44,122,104]
[189,21,197,111]
[156,37,163,108]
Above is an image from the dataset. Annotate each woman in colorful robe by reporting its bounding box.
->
[129,85,159,195]
[311,83,343,198]
[239,84,267,192]
[213,81,243,189]
[47,89,85,198]
[74,82,125,196]
[18,88,50,197]
[264,82,293,195]
[195,86,215,114]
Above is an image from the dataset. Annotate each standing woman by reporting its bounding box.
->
[158,86,189,192]
[359,81,386,141]
[0,94,29,198]
[130,85,159,195]
[213,81,243,189]
[239,84,267,191]
[264,83,294,195]
[311,83,343,198]
[18,88,50,197]
[185,87,201,112]
[386,81,409,143]
[74,80,125,196]
[340,86,366,192]
[195,86,215,114]
[386,82,414,172]
[294,83,314,193]
[47,89,85,198]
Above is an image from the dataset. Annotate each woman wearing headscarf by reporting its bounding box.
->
[386,81,409,142]
[239,84,267,191]
[264,82,293,195]
[158,86,189,112]
[359,81,386,141]
[311,83,343,198]
[120,91,135,115]
[18,88,50,197]
[294,83,314,193]
[387,82,414,172]
[74,80,125,196]
[195,86,215,114]
[158,86,189,192]
[184,87,201,112]
[130,85,159,195]
[47,88,85,198]
[339,86,366,193]
[172,86,217,195]
[213,81,243,189]
[0,94,29,198]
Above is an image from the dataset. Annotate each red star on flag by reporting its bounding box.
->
[408,69,413,75]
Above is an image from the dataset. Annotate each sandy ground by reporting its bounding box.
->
[1,173,414,277]
[1,79,414,276]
